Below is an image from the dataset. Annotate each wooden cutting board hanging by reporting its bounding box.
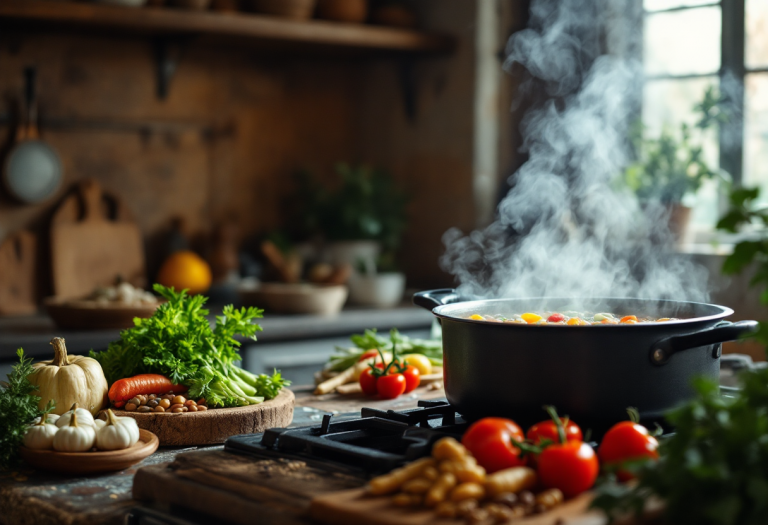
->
[50,179,146,300]
[0,230,37,315]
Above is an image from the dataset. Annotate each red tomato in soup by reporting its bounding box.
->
[598,422,659,481]
[462,418,525,473]
[376,374,406,399]
[538,441,599,498]
[400,364,420,393]
[547,313,566,323]
[527,418,583,445]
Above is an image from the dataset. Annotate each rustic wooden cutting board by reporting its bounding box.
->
[110,388,295,446]
[309,489,604,525]
[0,230,37,315]
[50,179,145,300]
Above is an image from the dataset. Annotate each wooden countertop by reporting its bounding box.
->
[0,385,446,525]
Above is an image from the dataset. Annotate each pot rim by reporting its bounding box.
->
[431,296,735,328]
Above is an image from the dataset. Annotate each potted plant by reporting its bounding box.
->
[623,87,729,242]
[294,163,409,307]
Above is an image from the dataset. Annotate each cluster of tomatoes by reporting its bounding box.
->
[358,349,421,400]
[460,409,659,498]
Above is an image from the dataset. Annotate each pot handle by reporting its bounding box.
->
[413,288,467,311]
[650,320,759,366]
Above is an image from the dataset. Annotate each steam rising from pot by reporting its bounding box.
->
[441,0,709,302]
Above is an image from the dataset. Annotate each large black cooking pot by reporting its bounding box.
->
[414,289,758,427]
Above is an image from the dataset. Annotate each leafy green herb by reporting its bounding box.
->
[91,284,288,407]
[593,371,768,525]
[0,349,44,469]
[325,328,442,373]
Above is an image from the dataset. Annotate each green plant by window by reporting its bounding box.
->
[624,87,728,203]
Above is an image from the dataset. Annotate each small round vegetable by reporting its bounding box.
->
[377,374,406,399]
[400,364,420,393]
[598,420,659,481]
[537,441,599,498]
[359,368,379,396]
[24,417,58,450]
[461,418,525,473]
[53,412,95,452]
[172,395,186,406]
[546,313,565,323]
[358,349,380,362]
[527,418,583,445]
[401,354,432,376]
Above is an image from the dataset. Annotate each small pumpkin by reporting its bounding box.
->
[52,412,95,452]
[23,417,58,450]
[32,413,60,425]
[96,409,140,451]
[56,403,96,429]
[29,338,108,415]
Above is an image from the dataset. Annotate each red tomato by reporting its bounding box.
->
[400,364,420,393]
[527,418,583,445]
[462,418,525,473]
[376,374,406,399]
[598,422,659,481]
[538,441,599,498]
[547,313,566,323]
[358,349,380,362]
[359,368,379,396]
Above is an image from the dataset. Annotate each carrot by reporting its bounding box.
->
[108,374,188,408]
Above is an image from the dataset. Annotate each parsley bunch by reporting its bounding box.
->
[91,284,288,407]
[0,349,44,469]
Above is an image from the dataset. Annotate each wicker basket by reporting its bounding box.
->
[249,0,317,20]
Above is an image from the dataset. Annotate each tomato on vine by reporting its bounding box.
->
[462,417,526,473]
[527,417,583,445]
[357,330,419,400]
[598,408,659,481]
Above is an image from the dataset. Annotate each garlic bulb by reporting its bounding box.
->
[52,412,95,452]
[56,403,95,429]
[23,417,58,450]
[32,413,60,425]
[95,410,140,451]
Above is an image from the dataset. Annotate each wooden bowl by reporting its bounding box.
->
[316,0,367,23]
[170,0,211,9]
[108,389,295,446]
[19,429,159,475]
[44,297,161,330]
[240,283,347,316]
[248,0,316,20]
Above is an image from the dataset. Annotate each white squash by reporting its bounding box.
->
[96,410,140,451]
[29,337,108,415]
[56,403,96,429]
[93,419,107,430]
[52,412,95,452]
[23,417,59,450]
[32,413,60,425]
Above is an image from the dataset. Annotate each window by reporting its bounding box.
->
[642,0,768,234]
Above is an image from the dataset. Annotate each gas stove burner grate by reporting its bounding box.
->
[224,399,467,476]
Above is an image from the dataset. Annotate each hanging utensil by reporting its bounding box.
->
[3,66,62,204]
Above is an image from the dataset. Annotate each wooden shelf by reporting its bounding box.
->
[0,0,456,54]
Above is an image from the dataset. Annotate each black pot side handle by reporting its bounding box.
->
[412,289,466,311]
[650,320,759,366]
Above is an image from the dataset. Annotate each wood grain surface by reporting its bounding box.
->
[110,388,295,446]
[310,488,604,525]
[19,429,159,475]
[50,179,146,299]
[0,230,37,315]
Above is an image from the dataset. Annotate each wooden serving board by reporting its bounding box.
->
[310,489,604,525]
[50,179,145,300]
[20,429,159,475]
[110,388,295,446]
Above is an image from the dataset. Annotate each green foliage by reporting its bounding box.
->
[593,371,768,525]
[295,163,409,251]
[90,284,288,407]
[624,86,727,203]
[325,328,443,372]
[0,349,45,469]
